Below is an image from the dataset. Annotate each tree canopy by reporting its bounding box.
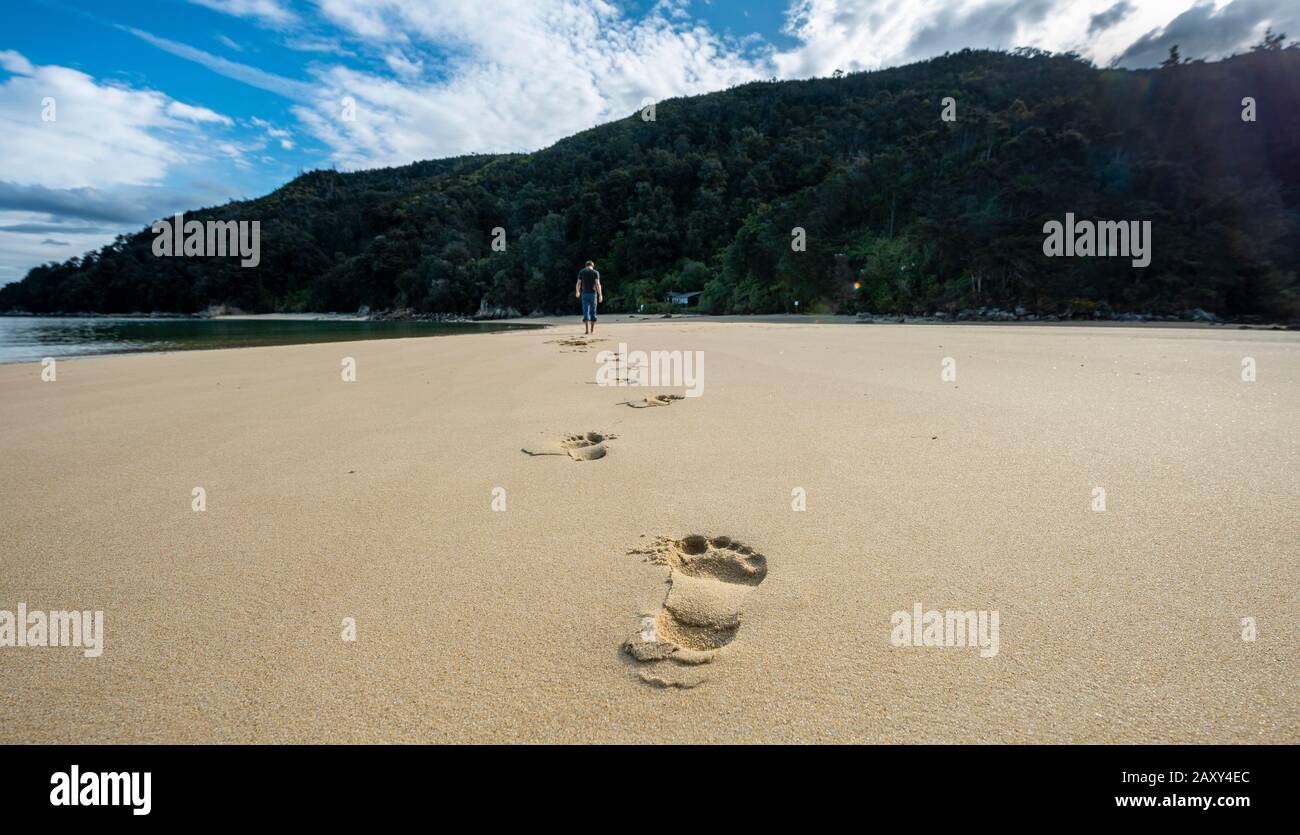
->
[3,47,1297,319]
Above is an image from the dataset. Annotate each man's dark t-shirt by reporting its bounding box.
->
[578,267,600,294]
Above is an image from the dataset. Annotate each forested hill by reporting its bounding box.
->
[3,46,1298,318]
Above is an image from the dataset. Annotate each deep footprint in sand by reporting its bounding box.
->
[521,431,616,461]
[620,394,685,408]
[623,535,768,688]
[547,336,607,352]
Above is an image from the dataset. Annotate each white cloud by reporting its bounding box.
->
[383,52,424,78]
[0,51,242,284]
[188,0,297,26]
[0,50,36,75]
[121,26,316,99]
[771,0,1216,77]
[122,25,315,98]
[250,116,296,149]
[780,0,1298,72]
[168,100,236,125]
[295,0,769,168]
[0,50,217,189]
[282,35,356,56]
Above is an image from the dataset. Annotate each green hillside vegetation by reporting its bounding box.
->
[3,44,1298,318]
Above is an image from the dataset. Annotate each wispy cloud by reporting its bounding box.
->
[282,35,356,56]
[188,0,298,27]
[168,101,235,125]
[251,116,295,149]
[121,25,315,100]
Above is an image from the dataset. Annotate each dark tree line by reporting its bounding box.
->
[3,46,1298,318]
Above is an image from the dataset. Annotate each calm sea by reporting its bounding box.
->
[0,316,542,364]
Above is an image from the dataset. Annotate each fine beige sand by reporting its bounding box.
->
[0,316,1296,743]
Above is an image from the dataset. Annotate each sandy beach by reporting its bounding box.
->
[0,316,1296,743]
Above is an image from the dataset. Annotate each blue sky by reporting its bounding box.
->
[2,0,1297,284]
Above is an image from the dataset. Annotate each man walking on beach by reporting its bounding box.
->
[576,260,603,335]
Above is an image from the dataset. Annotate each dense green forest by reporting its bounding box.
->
[3,45,1298,318]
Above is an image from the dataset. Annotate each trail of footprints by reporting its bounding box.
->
[623,535,768,689]
[523,334,688,461]
[527,332,761,689]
